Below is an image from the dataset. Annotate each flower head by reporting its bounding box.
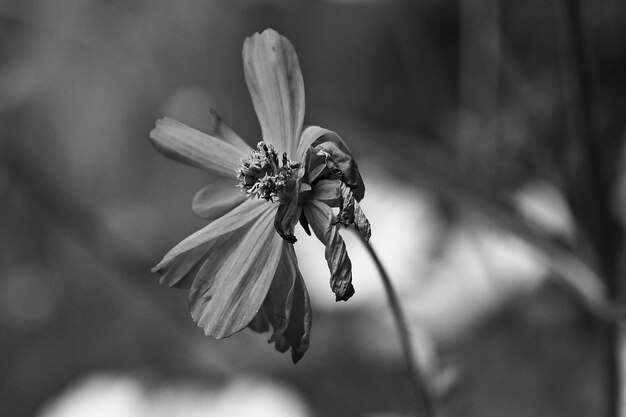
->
[150,29,370,362]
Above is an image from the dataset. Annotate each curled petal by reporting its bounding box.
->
[150,117,245,177]
[296,125,343,161]
[189,206,284,338]
[206,108,251,153]
[302,146,330,185]
[304,201,355,301]
[274,180,301,243]
[313,141,365,201]
[338,183,371,241]
[243,29,304,156]
[192,179,246,221]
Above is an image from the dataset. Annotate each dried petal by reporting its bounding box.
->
[296,125,343,160]
[314,141,365,201]
[338,183,371,242]
[274,180,301,243]
[304,201,355,301]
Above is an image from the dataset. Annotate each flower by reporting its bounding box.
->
[150,29,370,363]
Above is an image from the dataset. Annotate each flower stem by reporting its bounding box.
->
[359,234,435,417]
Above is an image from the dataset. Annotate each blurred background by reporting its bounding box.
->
[1,0,626,416]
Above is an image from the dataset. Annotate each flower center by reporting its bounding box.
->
[236,141,300,202]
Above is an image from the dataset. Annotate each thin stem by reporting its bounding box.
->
[554,1,621,416]
[359,234,435,417]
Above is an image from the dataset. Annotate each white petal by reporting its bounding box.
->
[150,117,244,176]
[243,29,304,156]
[192,178,246,221]
[189,205,284,338]
[153,199,269,271]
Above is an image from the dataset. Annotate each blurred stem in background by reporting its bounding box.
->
[554,1,622,416]
[359,234,435,417]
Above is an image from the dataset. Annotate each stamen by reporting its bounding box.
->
[236,141,300,202]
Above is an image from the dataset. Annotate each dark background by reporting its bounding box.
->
[1,1,626,416]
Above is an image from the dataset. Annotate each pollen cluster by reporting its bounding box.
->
[236,141,300,202]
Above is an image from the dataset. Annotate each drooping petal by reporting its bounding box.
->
[243,29,304,156]
[153,199,269,273]
[189,206,285,338]
[282,266,312,363]
[206,108,251,153]
[274,179,301,243]
[264,242,297,342]
[150,117,244,177]
[304,201,355,301]
[248,308,270,333]
[245,242,311,362]
[313,141,365,202]
[192,178,246,221]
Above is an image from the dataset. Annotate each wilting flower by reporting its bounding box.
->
[150,29,370,362]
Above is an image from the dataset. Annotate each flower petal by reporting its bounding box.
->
[206,108,251,153]
[156,244,211,289]
[264,242,297,342]
[311,179,341,206]
[192,179,247,221]
[150,117,244,177]
[153,199,269,273]
[304,201,355,301]
[274,179,301,243]
[188,206,285,338]
[296,125,342,160]
[245,242,311,362]
[243,29,304,156]
[338,183,371,241]
[313,141,365,202]
[248,309,270,333]
[282,266,312,363]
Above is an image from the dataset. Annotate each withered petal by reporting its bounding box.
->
[313,141,365,201]
[304,201,355,302]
